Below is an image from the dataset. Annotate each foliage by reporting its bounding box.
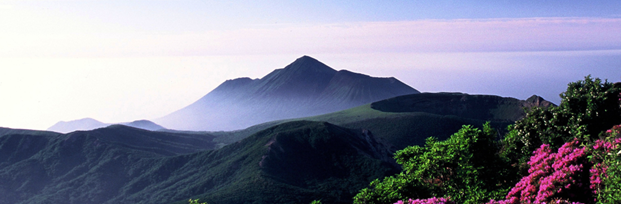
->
[487,124,621,204]
[489,139,592,204]
[395,197,454,204]
[592,125,621,203]
[356,76,621,204]
[354,123,514,204]
[502,75,621,175]
[374,124,621,204]
[188,199,208,204]
[488,77,621,204]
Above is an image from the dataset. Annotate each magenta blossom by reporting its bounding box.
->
[394,197,454,204]
[488,139,590,204]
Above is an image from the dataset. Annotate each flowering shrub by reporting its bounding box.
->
[592,124,621,203]
[486,124,621,204]
[588,137,621,194]
[488,139,591,204]
[354,123,512,204]
[589,162,606,195]
[355,76,620,204]
[503,76,621,176]
[394,197,454,204]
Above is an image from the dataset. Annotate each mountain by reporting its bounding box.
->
[156,56,419,131]
[47,118,107,133]
[0,125,218,204]
[0,127,61,137]
[368,93,554,121]
[47,118,166,133]
[210,93,556,150]
[0,121,397,204]
[121,120,165,131]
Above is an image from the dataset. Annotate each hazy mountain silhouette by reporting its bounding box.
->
[121,120,165,131]
[48,118,165,133]
[0,121,397,204]
[47,118,108,133]
[157,56,419,131]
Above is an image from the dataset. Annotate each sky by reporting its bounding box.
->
[1,0,620,130]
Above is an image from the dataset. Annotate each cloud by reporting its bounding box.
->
[1,17,621,57]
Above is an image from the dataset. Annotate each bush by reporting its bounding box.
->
[502,76,621,176]
[188,199,208,204]
[593,125,621,203]
[489,139,591,203]
[354,123,513,204]
[395,197,454,204]
[355,76,621,204]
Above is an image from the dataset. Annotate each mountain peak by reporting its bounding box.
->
[283,55,336,74]
[524,95,556,108]
[249,55,338,99]
[157,56,419,131]
[296,55,319,63]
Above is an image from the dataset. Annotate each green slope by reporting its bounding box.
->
[0,126,218,204]
[0,121,397,204]
[118,121,398,204]
[212,93,555,150]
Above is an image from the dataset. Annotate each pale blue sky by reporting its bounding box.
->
[0,0,620,130]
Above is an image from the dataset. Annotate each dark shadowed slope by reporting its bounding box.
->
[156,56,419,131]
[211,93,556,150]
[117,121,398,204]
[369,93,553,121]
[0,125,218,204]
[0,121,397,204]
[0,127,60,137]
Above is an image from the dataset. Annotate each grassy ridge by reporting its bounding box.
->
[176,121,398,204]
[0,93,553,204]
[0,121,398,204]
[212,93,549,150]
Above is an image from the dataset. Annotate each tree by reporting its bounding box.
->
[502,75,621,175]
[355,76,621,204]
[354,123,513,204]
[593,124,621,203]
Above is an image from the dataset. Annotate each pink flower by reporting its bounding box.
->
[395,197,454,204]
[492,139,591,203]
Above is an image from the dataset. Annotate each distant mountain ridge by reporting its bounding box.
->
[48,118,165,133]
[0,121,397,204]
[157,56,419,131]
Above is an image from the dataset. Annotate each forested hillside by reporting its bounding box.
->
[354,76,621,204]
